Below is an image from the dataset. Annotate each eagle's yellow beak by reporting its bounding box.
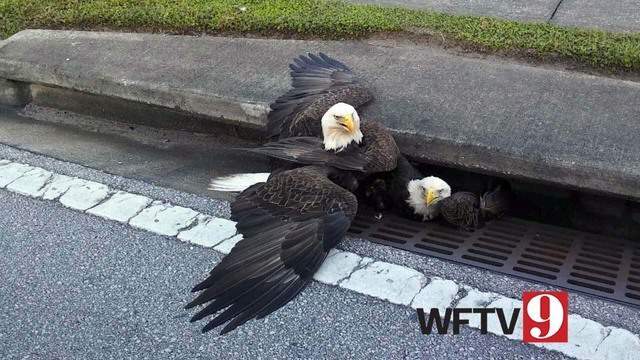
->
[339,114,355,134]
[424,188,438,206]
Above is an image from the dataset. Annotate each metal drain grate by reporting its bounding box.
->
[348,211,640,308]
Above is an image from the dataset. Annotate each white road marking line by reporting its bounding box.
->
[6,167,52,197]
[87,191,153,223]
[59,178,110,210]
[40,174,77,200]
[0,162,33,187]
[129,201,199,236]
[340,261,427,306]
[1,158,639,359]
[213,234,243,254]
[314,249,364,286]
[177,214,237,248]
[410,278,459,313]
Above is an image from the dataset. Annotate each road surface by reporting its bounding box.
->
[0,106,638,359]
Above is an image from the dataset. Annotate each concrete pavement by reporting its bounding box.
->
[2,30,640,200]
[350,0,560,22]
[347,0,640,32]
[550,0,640,33]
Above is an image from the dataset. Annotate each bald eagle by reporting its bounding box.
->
[253,52,400,176]
[189,53,383,334]
[257,53,452,219]
[211,52,451,220]
[361,155,452,221]
[209,53,376,193]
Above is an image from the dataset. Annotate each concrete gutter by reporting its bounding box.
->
[0,30,639,200]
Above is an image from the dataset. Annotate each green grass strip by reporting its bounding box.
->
[1,0,639,71]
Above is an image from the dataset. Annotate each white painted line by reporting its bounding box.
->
[40,174,77,200]
[87,191,153,223]
[592,327,640,360]
[410,278,459,313]
[0,162,33,187]
[177,214,238,248]
[6,167,52,197]
[457,287,500,309]
[1,157,639,360]
[314,249,365,286]
[129,201,199,237]
[59,179,110,211]
[340,260,427,306]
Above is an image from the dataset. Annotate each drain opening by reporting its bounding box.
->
[348,210,640,308]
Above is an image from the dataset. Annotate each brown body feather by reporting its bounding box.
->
[439,192,481,231]
[440,184,511,231]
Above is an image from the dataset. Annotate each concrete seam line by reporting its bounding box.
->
[1,158,639,359]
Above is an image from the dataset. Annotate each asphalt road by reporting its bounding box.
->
[0,186,567,360]
[0,107,638,359]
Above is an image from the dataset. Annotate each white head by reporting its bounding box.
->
[406,176,451,221]
[321,103,363,152]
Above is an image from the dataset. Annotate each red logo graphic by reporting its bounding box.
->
[523,291,568,343]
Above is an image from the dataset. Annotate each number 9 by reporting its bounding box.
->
[526,294,564,339]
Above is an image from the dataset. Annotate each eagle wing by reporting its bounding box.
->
[244,137,370,172]
[186,166,357,334]
[267,53,373,139]
[246,121,399,174]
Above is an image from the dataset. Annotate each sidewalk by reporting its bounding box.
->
[349,0,640,32]
[0,30,639,200]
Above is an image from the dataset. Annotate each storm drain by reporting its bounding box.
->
[348,212,640,308]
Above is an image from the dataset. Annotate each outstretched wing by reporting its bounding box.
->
[243,137,370,172]
[268,53,373,139]
[186,166,357,334]
[246,121,399,174]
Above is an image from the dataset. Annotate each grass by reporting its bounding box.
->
[1,0,640,71]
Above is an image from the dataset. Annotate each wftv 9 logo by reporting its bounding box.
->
[417,291,568,343]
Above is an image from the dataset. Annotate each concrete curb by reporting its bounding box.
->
[1,30,639,199]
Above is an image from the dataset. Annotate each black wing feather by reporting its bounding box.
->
[187,166,357,334]
[268,53,372,139]
[243,137,370,172]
